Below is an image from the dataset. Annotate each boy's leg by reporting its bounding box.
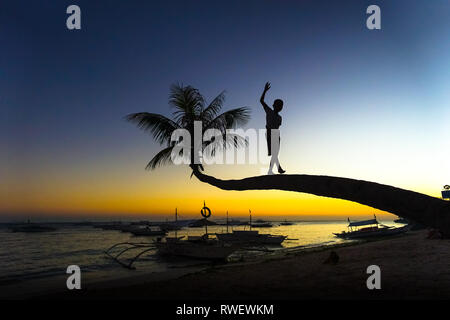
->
[266,128,272,156]
[273,134,285,174]
[268,157,275,175]
[268,130,280,175]
[270,129,280,157]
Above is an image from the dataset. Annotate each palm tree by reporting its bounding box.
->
[126,83,250,172]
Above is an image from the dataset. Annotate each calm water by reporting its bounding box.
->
[0,220,400,291]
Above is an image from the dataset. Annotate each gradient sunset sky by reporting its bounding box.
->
[1,0,449,221]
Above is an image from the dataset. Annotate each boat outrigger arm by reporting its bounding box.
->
[105,242,157,269]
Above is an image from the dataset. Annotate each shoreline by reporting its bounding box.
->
[35,230,450,300]
[12,238,354,300]
[3,236,359,300]
[0,223,355,300]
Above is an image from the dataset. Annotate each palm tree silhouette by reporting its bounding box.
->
[126,83,250,172]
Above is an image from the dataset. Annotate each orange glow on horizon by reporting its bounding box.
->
[1,156,444,221]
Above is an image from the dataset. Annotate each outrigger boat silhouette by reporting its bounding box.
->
[280,220,294,226]
[334,215,408,239]
[128,225,167,236]
[215,210,287,245]
[105,206,238,269]
[105,204,290,269]
[155,202,238,261]
[9,220,57,233]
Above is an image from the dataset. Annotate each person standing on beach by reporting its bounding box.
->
[260,82,285,175]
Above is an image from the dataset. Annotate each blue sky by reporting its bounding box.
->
[1,0,449,218]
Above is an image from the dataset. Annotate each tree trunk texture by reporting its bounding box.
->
[192,169,450,237]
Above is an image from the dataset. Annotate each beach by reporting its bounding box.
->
[40,230,450,300]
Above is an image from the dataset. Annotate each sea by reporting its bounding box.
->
[0,220,402,298]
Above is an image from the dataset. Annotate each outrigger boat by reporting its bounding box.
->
[251,222,273,228]
[158,222,182,231]
[216,230,286,245]
[105,207,237,268]
[94,221,125,230]
[334,215,409,239]
[155,234,238,261]
[9,221,57,233]
[154,204,239,261]
[216,210,287,245]
[252,218,273,228]
[129,226,167,236]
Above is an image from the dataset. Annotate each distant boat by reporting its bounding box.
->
[119,224,137,233]
[129,226,167,236]
[251,222,273,228]
[334,215,408,239]
[158,223,182,231]
[280,220,294,226]
[156,208,184,231]
[95,222,124,230]
[188,218,218,228]
[10,222,56,233]
[72,221,93,226]
[216,210,286,245]
[219,219,242,226]
[130,220,150,226]
[246,211,273,227]
[216,230,286,245]
[98,222,143,233]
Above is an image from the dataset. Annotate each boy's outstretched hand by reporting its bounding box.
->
[260,82,271,110]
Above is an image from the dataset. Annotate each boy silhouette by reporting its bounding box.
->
[260,82,285,175]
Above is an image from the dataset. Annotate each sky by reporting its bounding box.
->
[1,0,449,221]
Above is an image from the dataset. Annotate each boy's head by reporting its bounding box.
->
[273,99,283,112]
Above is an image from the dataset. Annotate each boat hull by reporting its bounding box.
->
[251,224,273,228]
[334,226,409,239]
[10,225,56,233]
[216,232,286,245]
[130,230,166,236]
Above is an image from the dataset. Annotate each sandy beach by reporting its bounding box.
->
[39,230,450,300]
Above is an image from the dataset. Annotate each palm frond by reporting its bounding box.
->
[125,112,180,145]
[205,107,251,133]
[169,84,204,125]
[202,132,248,162]
[145,145,175,170]
[224,133,249,148]
[201,91,225,123]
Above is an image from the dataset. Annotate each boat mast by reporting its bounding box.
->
[204,201,208,236]
[226,210,229,234]
[249,209,252,231]
[175,208,178,239]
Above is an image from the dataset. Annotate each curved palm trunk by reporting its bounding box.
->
[192,169,450,236]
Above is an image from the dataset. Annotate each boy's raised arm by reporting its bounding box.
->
[260,82,271,113]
